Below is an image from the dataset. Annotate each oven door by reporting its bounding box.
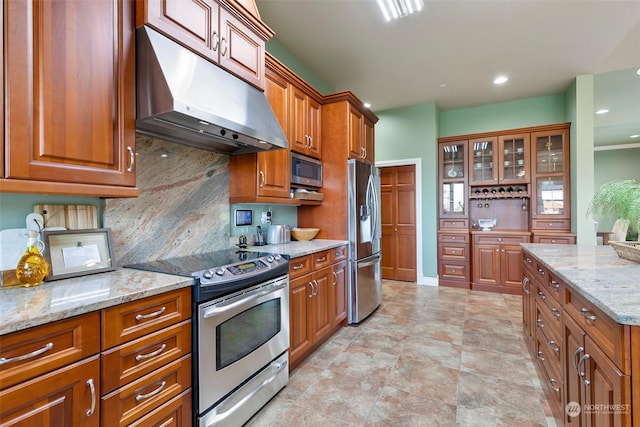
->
[196,275,289,413]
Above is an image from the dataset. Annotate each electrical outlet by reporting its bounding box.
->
[261,212,271,224]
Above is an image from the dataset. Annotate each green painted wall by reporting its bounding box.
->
[439,94,566,137]
[0,194,103,230]
[375,102,439,279]
[593,148,640,232]
[266,39,334,95]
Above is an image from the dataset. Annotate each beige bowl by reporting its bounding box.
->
[291,228,320,241]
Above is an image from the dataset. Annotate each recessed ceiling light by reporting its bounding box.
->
[631,134,640,138]
[439,83,447,88]
[636,68,640,76]
[493,76,508,85]
[160,153,168,158]
[364,102,371,109]
[595,109,610,115]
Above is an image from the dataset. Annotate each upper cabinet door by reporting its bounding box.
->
[141,0,219,63]
[5,0,136,188]
[439,141,467,217]
[468,137,498,185]
[498,133,530,184]
[219,6,264,89]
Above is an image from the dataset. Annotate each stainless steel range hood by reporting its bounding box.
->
[136,26,288,154]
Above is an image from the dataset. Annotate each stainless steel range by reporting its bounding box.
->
[126,250,289,426]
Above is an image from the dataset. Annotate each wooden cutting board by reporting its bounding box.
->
[33,204,98,230]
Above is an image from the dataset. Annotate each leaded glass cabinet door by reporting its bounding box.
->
[498,133,530,184]
[468,137,498,185]
[439,141,467,217]
[530,127,571,230]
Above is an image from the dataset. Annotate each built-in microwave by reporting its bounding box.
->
[291,152,322,188]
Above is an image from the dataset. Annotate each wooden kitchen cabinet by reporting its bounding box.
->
[468,134,529,186]
[521,254,536,345]
[229,54,293,203]
[347,104,375,164]
[138,0,272,89]
[530,125,571,232]
[290,84,322,159]
[288,247,348,370]
[438,231,470,289]
[2,0,138,197]
[100,288,192,425]
[0,312,101,425]
[472,232,529,294]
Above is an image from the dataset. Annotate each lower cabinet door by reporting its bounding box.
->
[289,274,313,366]
[0,356,100,426]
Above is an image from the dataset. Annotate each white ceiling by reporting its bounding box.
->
[255,0,640,147]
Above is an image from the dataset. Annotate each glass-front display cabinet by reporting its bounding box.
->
[439,141,467,217]
[468,137,497,185]
[499,134,530,184]
[530,128,570,230]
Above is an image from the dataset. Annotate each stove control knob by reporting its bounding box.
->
[203,269,214,279]
[273,254,281,261]
[215,267,225,276]
[266,256,274,263]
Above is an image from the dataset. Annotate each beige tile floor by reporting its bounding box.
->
[247,280,559,427]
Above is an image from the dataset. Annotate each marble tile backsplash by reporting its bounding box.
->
[104,135,233,266]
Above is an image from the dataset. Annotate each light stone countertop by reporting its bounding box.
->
[0,268,192,336]
[243,239,349,258]
[521,243,640,326]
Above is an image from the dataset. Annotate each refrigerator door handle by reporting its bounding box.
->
[368,174,380,241]
[358,254,381,268]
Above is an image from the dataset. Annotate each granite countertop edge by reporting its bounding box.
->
[521,243,640,326]
[0,269,193,336]
[243,239,349,258]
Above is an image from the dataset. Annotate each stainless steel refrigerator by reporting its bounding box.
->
[347,159,382,324]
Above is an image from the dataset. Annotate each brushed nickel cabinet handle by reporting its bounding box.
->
[136,381,166,402]
[522,277,530,294]
[332,271,338,285]
[212,30,219,51]
[136,343,167,362]
[537,291,546,301]
[536,351,545,361]
[550,307,560,318]
[308,282,314,298]
[126,146,135,172]
[550,280,560,290]
[0,342,53,366]
[573,346,584,371]
[135,306,166,321]
[86,378,96,417]
[220,37,228,56]
[316,256,327,263]
[580,308,597,322]
[537,268,545,276]
[292,263,305,270]
[548,340,559,353]
[536,318,544,329]
[259,171,265,187]
[577,354,591,386]
[313,280,319,296]
[549,378,560,392]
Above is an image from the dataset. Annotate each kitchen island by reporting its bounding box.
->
[520,243,639,426]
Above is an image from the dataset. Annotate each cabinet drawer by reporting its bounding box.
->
[101,320,192,394]
[438,243,469,261]
[439,219,468,229]
[439,262,470,281]
[102,288,191,349]
[330,245,347,263]
[438,232,469,243]
[521,250,536,274]
[101,354,191,426]
[534,332,563,406]
[531,233,576,244]
[535,297,562,351]
[0,311,100,389]
[533,265,562,303]
[473,233,529,245]
[564,287,629,372]
[127,389,192,427]
[311,250,331,270]
[289,255,311,279]
[531,219,570,231]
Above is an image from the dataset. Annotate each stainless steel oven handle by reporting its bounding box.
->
[203,281,287,318]
[205,360,288,426]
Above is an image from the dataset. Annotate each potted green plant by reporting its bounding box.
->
[589,179,640,262]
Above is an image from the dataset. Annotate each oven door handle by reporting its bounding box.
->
[205,359,288,426]
[203,282,287,318]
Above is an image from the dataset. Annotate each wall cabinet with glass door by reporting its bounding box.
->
[468,134,530,186]
[439,141,467,219]
[530,126,570,232]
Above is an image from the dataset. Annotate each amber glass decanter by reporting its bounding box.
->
[15,230,49,287]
